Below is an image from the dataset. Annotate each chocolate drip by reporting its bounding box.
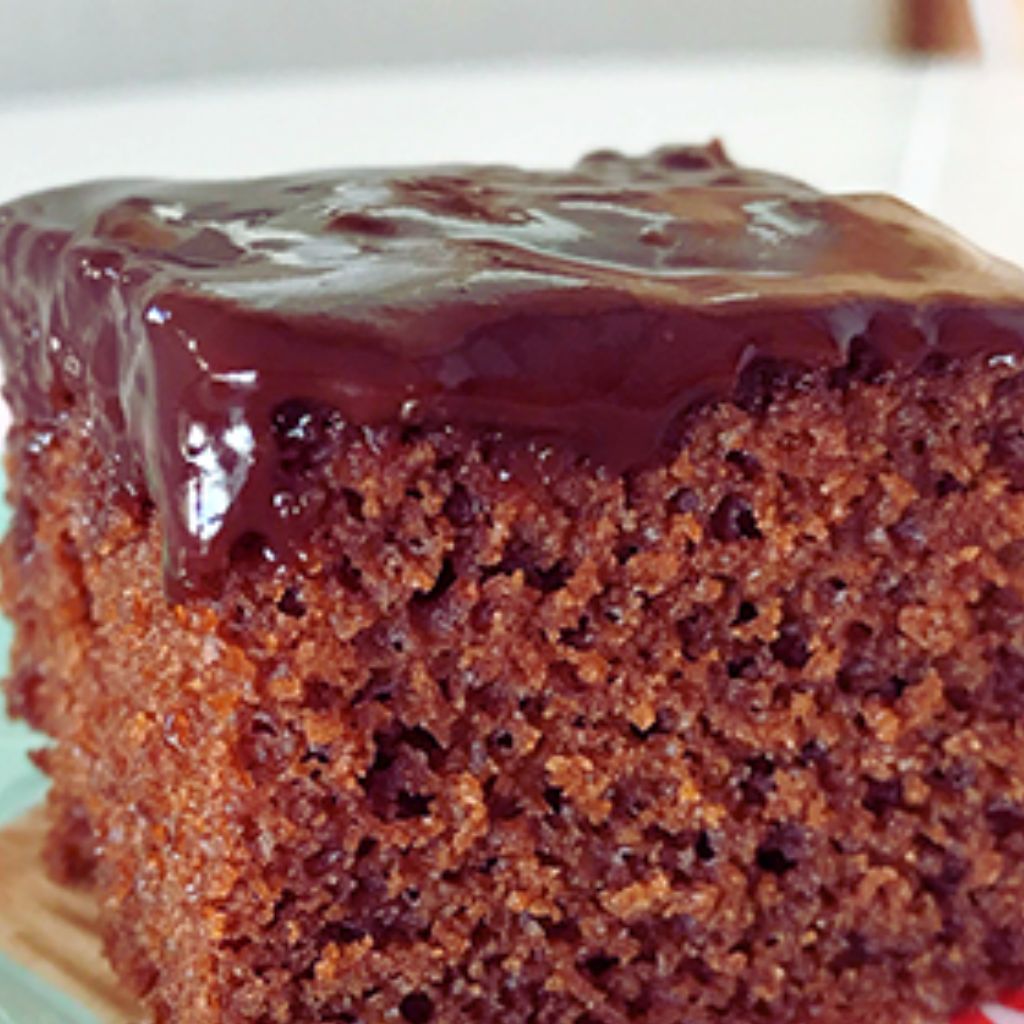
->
[2,142,1024,597]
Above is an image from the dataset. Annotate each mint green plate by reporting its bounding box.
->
[0,489,45,818]
[0,492,45,825]
[0,493,104,1023]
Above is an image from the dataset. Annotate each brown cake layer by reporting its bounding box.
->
[4,147,1024,1024]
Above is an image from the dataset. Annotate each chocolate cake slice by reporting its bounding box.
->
[4,143,1024,1024]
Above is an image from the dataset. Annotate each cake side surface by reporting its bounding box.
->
[3,143,1024,594]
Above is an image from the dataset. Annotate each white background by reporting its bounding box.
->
[0,0,892,97]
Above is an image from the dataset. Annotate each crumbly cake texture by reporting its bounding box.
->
[11,357,1024,1024]
[5,145,1024,1024]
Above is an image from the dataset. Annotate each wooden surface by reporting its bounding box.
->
[0,807,139,1023]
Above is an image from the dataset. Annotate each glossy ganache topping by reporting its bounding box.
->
[2,141,1024,598]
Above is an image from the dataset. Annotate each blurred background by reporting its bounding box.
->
[0,0,1021,261]
[0,0,1015,96]
[0,0,1017,98]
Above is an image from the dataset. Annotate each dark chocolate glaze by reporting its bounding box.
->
[2,142,1024,598]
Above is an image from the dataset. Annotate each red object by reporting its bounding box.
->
[951,1010,993,1024]
[1000,990,1024,1011]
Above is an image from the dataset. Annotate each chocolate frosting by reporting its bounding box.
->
[2,142,1024,597]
